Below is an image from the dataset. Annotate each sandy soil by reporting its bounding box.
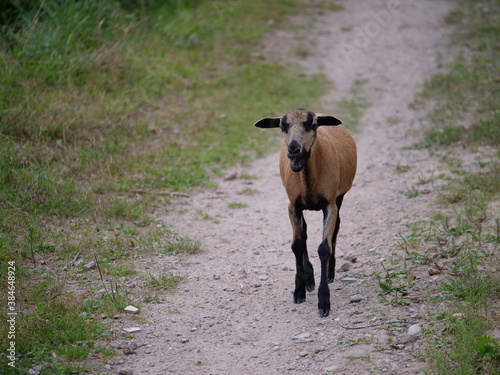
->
[116,1,458,374]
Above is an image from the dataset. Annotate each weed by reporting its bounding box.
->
[396,165,412,173]
[377,261,414,305]
[404,185,420,198]
[346,354,371,363]
[387,116,404,125]
[227,202,248,209]
[238,187,260,195]
[145,272,186,292]
[95,255,132,310]
[417,171,434,185]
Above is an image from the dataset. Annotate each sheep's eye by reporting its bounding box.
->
[302,120,316,132]
[280,122,289,133]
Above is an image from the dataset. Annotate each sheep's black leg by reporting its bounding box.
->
[302,220,315,292]
[317,238,331,317]
[317,202,340,317]
[328,193,345,283]
[289,204,309,304]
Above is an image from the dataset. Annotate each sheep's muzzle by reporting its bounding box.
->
[288,142,309,172]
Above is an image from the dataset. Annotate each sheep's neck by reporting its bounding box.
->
[298,141,323,209]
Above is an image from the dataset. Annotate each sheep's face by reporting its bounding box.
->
[254,108,342,173]
[280,109,318,172]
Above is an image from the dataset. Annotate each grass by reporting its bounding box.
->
[404,1,500,373]
[145,272,186,291]
[0,0,328,373]
[415,0,500,153]
[335,78,371,130]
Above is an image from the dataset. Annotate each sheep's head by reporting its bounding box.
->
[254,108,342,172]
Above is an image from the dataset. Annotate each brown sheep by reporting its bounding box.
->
[254,108,357,317]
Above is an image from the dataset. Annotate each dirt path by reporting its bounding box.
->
[124,1,455,374]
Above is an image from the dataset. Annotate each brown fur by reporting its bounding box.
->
[254,108,357,317]
[280,125,357,212]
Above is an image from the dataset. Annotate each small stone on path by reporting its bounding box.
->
[340,277,357,283]
[396,334,417,345]
[83,261,96,270]
[349,294,363,303]
[339,262,351,272]
[109,340,122,348]
[122,327,141,334]
[324,365,342,373]
[117,367,134,375]
[408,324,422,336]
[124,305,139,314]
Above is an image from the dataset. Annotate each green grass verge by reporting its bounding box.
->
[0,0,328,373]
[415,0,499,152]
[409,1,500,373]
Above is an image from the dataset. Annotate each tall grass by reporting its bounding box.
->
[0,0,327,372]
[416,0,499,151]
[413,0,500,373]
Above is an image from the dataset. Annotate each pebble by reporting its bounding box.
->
[324,365,342,372]
[259,275,268,280]
[345,255,358,263]
[127,341,139,350]
[340,277,357,283]
[408,324,422,336]
[349,294,363,303]
[213,275,221,280]
[180,338,189,344]
[396,334,417,345]
[124,305,139,314]
[299,350,309,357]
[293,332,312,342]
[339,262,351,272]
[122,327,141,334]
[118,367,134,375]
[83,261,96,270]
[253,283,262,288]
[109,340,122,348]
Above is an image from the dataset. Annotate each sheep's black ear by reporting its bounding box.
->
[317,116,342,126]
[254,117,281,128]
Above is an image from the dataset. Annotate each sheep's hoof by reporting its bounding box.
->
[318,299,330,317]
[318,307,330,318]
[293,295,306,304]
[306,284,315,292]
